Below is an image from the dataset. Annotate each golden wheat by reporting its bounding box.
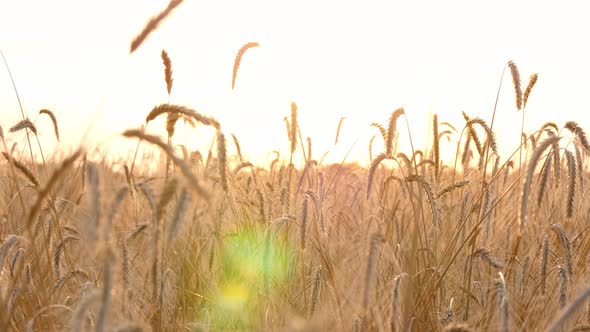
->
[232,41,260,90]
[130,0,184,53]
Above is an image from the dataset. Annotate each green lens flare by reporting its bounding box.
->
[209,225,295,327]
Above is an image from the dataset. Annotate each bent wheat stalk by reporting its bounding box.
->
[123,130,209,199]
[232,42,260,90]
[130,0,184,53]
[520,136,560,233]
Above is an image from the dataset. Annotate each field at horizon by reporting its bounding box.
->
[3,1,590,332]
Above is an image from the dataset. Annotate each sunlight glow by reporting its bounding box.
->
[1,1,590,166]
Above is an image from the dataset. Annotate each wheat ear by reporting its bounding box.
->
[386,108,405,156]
[391,274,404,332]
[437,180,469,199]
[290,102,298,156]
[309,265,322,317]
[433,114,440,180]
[9,118,37,135]
[123,130,209,199]
[523,73,538,109]
[231,133,243,162]
[546,284,590,332]
[551,224,573,278]
[363,233,381,311]
[232,42,259,89]
[367,153,388,199]
[217,130,228,191]
[541,233,549,294]
[508,60,523,110]
[558,265,568,309]
[161,50,173,96]
[537,153,552,206]
[406,174,439,226]
[145,104,220,129]
[168,188,189,242]
[473,248,504,269]
[95,247,114,332]
[38,109,59,141]
[68,289,100,331]
[520,136,560,233]
[462,112,483,156]
[130,0,184,53]
[565,150,576,218]
[2,152,38,186]
[565,121,590,152]
[26,150,81,230]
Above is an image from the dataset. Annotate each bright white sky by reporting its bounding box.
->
[1,1,589,166]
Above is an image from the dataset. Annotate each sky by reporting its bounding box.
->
[1,1,590,166]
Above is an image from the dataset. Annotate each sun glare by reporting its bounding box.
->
[2,1,589,167]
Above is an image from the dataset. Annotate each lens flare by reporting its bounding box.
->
[208,225,295,327]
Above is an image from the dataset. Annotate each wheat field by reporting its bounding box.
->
[2,3,590,332]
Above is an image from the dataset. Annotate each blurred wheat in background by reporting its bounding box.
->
[3,1,590,331]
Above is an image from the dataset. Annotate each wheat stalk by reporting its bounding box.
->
[38,109,59,141]
[123,165,137,202]
[290,102,298,156]
[367,153,388,199]
[363,233,382,311]
[508,60,523,110]
[26,150,81,231]
[88,163,101,244]
[497,272,509,332]
[161,50,173,96]
[122,223,149,292]
[433,114,440,181]
[156,178,177,221]
[547,284,590,332]
[95,247,114,332]
[443,322,475,332]
[391,274,404,332]
[233,162,254,176]
[2,152,38,186]
[386,108,405,156]
[145,104,220,129]
[68,289,100,331]
[334,117,345,145]
[123,130,209,199]
[53,269,90,295]
[523,73,538,109]
[130,0,184,53]
[537,153,553,207]
[473,248,504,269]
[541,233,549,295]
[300,197,308,250]
[168,188,189,242]
[565,121,590,152]
[9,118,37,135]
[551,224,573,278]
[217,130,228,192]
[437,180,469,199]
[309,265,322,317]
[462,112,483,156]
[53,235,79,280]
[0,235,23,273]
[406,174,439,226]
[231,133,244,162]
[565,150,576,218]
[557,265,568,309]
[232,42,259,89]
[575,144,584,192]
[521,136,561,233]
